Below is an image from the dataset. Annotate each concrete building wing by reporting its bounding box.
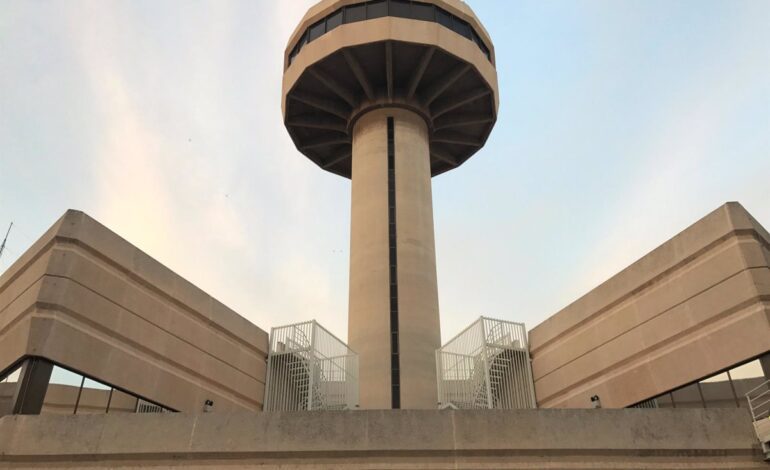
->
[530,202,770,409]
[0,210,268,415]
[2,0,770,466]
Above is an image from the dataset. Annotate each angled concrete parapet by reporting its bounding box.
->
[0,409,764,468]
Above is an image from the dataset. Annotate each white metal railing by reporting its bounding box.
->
[436,316,536,410]
[264,320,358,411]
[746,378,770,458]
[747,379,770,422]
[135,398,168,413]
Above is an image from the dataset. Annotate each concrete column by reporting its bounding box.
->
[348,108,441,410]
[759,353,770,381]
[11,357,53,415]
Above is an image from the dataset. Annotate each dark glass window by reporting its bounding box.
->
[308,19,326,42]
[412,2,434,21]
[471,30,482,47]
[671,382,704,408]
[656,393,674,408]
[345,4,366,23]
[0,363,21,384]
[39,363,174,415]
[436,8,452,29]
[630,357,769,410]
[451,17,472,39]
[367,0,387,19]
[287,0,493,70]
[390,0,411,18]
[327,9,343,31]
[701,372,739,408]
[387,116,400,410]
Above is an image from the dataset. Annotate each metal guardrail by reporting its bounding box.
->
[135,398,168,414]
[746,379,770,422]
[264,320,358,411]
[745,378,770,459]
[436,316,536,410]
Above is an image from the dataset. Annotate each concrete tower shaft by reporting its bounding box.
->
[282,0,498,409]
[349,108,441,409]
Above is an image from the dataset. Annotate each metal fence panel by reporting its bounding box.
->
[436,317,536,409]
[264,320,358,411]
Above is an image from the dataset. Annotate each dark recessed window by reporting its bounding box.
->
[367,0,387,19]
[345,4,366,23]
[327,9,343,31]
[287,1,493,70]
[436,8,452,29]
[308,19,326,42]
[390,0,411,18]
[471,30,482,47]
[451,17,472,40]
[412,2,434,22]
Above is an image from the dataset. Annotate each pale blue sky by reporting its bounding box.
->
[1,0,768,342]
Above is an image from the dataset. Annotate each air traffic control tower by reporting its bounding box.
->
[282,0,498,409]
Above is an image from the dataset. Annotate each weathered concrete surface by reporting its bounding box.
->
[0,409,765,468]
[530,202,770,408]
[349,109,441,410]
[0,210,268,413]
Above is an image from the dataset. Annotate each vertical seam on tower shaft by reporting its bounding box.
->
[387,116,400,409]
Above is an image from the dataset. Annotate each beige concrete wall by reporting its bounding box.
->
[530,202,770,408]
[0,383,12,416]
[393,109,441,409]
[0,409,764,468]
[348,108,441,409]
[0,210,269,413]
[348,109,391,409]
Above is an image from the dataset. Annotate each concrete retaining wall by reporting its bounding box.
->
[0,409,765,468]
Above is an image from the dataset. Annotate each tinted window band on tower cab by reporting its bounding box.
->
[287,0,491,66]
[387,116,400,409]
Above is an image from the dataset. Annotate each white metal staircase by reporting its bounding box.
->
[438,317,536,410]
[746,378,770,459]
[265,320,358,411]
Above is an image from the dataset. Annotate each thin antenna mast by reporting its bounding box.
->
[0,222,13,261]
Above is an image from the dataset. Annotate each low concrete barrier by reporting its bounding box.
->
[0,408,765,468]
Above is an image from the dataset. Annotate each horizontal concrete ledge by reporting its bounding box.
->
[0,409,762,463]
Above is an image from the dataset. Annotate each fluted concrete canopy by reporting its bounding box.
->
[281,0,499,178]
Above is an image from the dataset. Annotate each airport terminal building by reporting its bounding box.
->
[1,0,770,468]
